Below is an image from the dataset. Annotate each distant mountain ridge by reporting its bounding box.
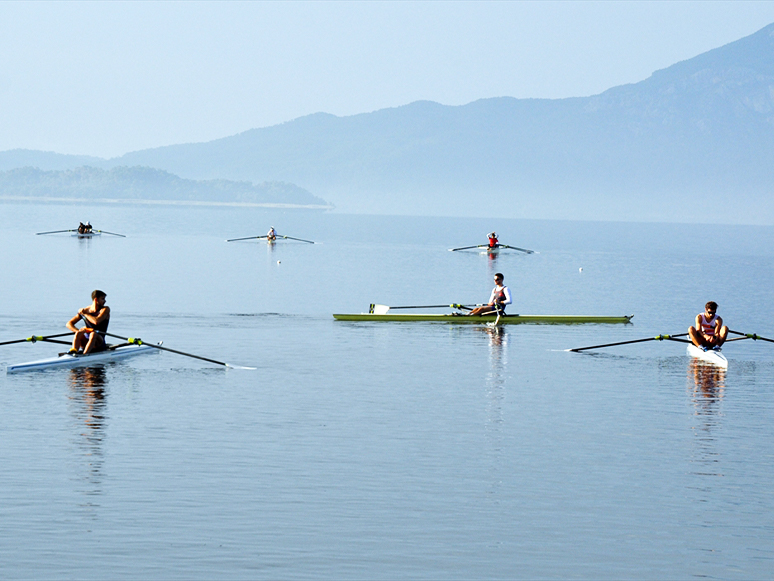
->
[0,166,329,207]
[2,23,773,222]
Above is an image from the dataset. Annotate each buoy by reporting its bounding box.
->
[277,260,281,264]
[579,267,583,273]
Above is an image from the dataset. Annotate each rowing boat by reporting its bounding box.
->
[686,344,728,368]
[6,342,161,373]
[72,231,101,238]
[333,313,633,324]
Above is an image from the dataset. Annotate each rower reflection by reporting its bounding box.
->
[687,358,725,479]
[689,358,726,406]
[67,366,108,487]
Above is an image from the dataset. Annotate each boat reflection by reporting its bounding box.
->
[67,366,108,494]
[687,359,725,479]
[689,358,726,406]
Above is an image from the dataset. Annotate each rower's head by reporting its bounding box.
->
[705,301,718,315]
[494,273,504,284]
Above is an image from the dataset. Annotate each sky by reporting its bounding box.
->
[2,1,774,158]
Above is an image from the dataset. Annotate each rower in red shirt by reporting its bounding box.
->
[688,301,729,351]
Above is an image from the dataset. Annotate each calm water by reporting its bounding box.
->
[1,202,773,579]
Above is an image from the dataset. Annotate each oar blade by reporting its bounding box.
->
[280,235,315,244]
[499,244,535,254]
[104,332,255,369]
[568,332,688,352]
[96,230,126,237]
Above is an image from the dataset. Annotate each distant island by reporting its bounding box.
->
[0,166,331,209]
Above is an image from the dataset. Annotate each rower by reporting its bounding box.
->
[469,273,512,316]
[488,231,499,249]
[267,227,277,241]
[67,290,110,354]
[688,301,728,352]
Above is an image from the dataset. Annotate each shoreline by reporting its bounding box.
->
[0,195,333,210]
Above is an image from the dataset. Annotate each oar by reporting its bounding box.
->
[498,244,535,254]
[226,235,267,242]
[94,230,126,237]
[103,332,256,369]
[0,332,74,346]
[369,303,474,314]
[279,235,315,244]
[36,229,76,235]
[567,333,689,353]
[729,330,774,344]
[448,244,486,251]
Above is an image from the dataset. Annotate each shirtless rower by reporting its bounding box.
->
[67,290,110,354]
[469,273,512,316]
[688,301,728,351]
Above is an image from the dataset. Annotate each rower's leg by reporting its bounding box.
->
[689,327,703,347]
[717,326,729,347]
[83,333,103,355]
[71,329,87,352]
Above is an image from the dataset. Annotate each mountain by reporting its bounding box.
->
[2,23,773,222]
[0,166,329,207]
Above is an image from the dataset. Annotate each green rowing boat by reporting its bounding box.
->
[333,313,633,324]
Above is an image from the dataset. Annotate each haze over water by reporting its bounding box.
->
[1,202,773,579]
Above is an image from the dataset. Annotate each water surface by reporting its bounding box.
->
[1,202,773,579]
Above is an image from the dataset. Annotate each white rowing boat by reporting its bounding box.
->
[6,342,161,373]
[686,344,728,368]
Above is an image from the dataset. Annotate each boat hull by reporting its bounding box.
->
[7,343,159,373]
[333,313,633,324]
[686,344,728,368]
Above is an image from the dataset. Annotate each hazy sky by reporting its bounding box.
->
[2,1,774,158]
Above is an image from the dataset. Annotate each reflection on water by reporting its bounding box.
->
[67,366,108,496]
[482,326,507,500]
[687,359,725,478]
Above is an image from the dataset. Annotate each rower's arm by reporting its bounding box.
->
[66,314,81,332]
[86,306,110,325]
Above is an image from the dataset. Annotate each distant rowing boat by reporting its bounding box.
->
[333,313,633,324]
[6,342,160,373]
